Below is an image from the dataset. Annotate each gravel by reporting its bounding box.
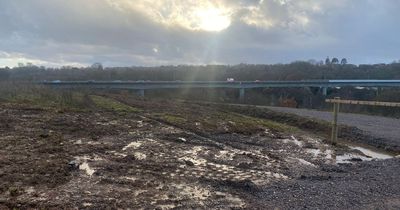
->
[253,158,400,210]
[266,106,400,147]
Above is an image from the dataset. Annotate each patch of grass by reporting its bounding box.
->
[217,111,299,134]
[236,114,299,133]
[196,117,219,131]
[90,95,140,113]
[153,113,187,124]
[150,107,297,135]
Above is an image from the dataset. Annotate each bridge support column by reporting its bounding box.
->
[376,87,381,97]
[239,88,245,103]
[322,87,328,96]
[137,89,145,97]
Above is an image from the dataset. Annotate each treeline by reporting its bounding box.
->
[1,61,400,81]
[1,62,400,117]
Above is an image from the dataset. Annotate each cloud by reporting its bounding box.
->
[110,0,233,31]
[0,0,399,67]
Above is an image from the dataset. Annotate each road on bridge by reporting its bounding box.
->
[266,106,400,149]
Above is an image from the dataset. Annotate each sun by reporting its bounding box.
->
[195,7,231,32]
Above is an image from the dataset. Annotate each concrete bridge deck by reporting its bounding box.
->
[41,80,400,89]
[41,80,400,100]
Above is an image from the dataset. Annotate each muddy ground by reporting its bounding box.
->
[0,96,399,209]
[212,103,400,153]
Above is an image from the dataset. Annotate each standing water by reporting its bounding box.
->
[336,145,394,164]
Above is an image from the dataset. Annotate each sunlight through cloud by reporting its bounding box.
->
[110,0,232,32]
[195,7,231,31]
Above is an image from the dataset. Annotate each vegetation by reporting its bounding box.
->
[149,106,297,135]
[0,83,141,113]
[0,82,92,111]
[2,62,400,82]
[90,95,140,113]
[1,61,400,117]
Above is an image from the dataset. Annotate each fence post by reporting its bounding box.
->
[331,97,340,144]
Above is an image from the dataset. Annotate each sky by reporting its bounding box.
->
[0,0,399,67]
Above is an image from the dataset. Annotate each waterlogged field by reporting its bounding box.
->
[0,92,399,209]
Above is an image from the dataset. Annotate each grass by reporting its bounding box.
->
[212,111,299,134]
[90,95,141,113]
[0,82,297,136]
[152,113,187,124]
[228,112,299,133]
[0,83,140,113]
[150,106,298,135]
[0,82,93,111]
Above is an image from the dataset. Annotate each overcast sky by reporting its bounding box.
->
[0,0,399,67]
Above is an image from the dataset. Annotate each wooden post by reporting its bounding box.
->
[331,97,340,144]
[325,98,400,143]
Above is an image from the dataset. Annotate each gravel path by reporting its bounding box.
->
[255,158,400,210]
[266,106,400,146]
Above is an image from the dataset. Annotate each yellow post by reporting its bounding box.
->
[331,97,340,144]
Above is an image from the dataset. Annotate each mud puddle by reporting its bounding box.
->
[336,144,395,163]
[281,134,395,164]
[349,146,393,159]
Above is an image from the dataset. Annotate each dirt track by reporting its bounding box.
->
[266,106,400,149]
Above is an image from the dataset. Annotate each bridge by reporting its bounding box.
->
[41,80,400,101]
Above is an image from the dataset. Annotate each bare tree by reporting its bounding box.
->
[91,63,103,70]
[325,57,331,65]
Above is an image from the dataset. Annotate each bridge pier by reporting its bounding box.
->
[239,88,245,103]
[322,87,328,96]
[376,87,381,97]
[137,89,145,97]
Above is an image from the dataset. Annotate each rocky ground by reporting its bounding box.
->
[0,95,399,209]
